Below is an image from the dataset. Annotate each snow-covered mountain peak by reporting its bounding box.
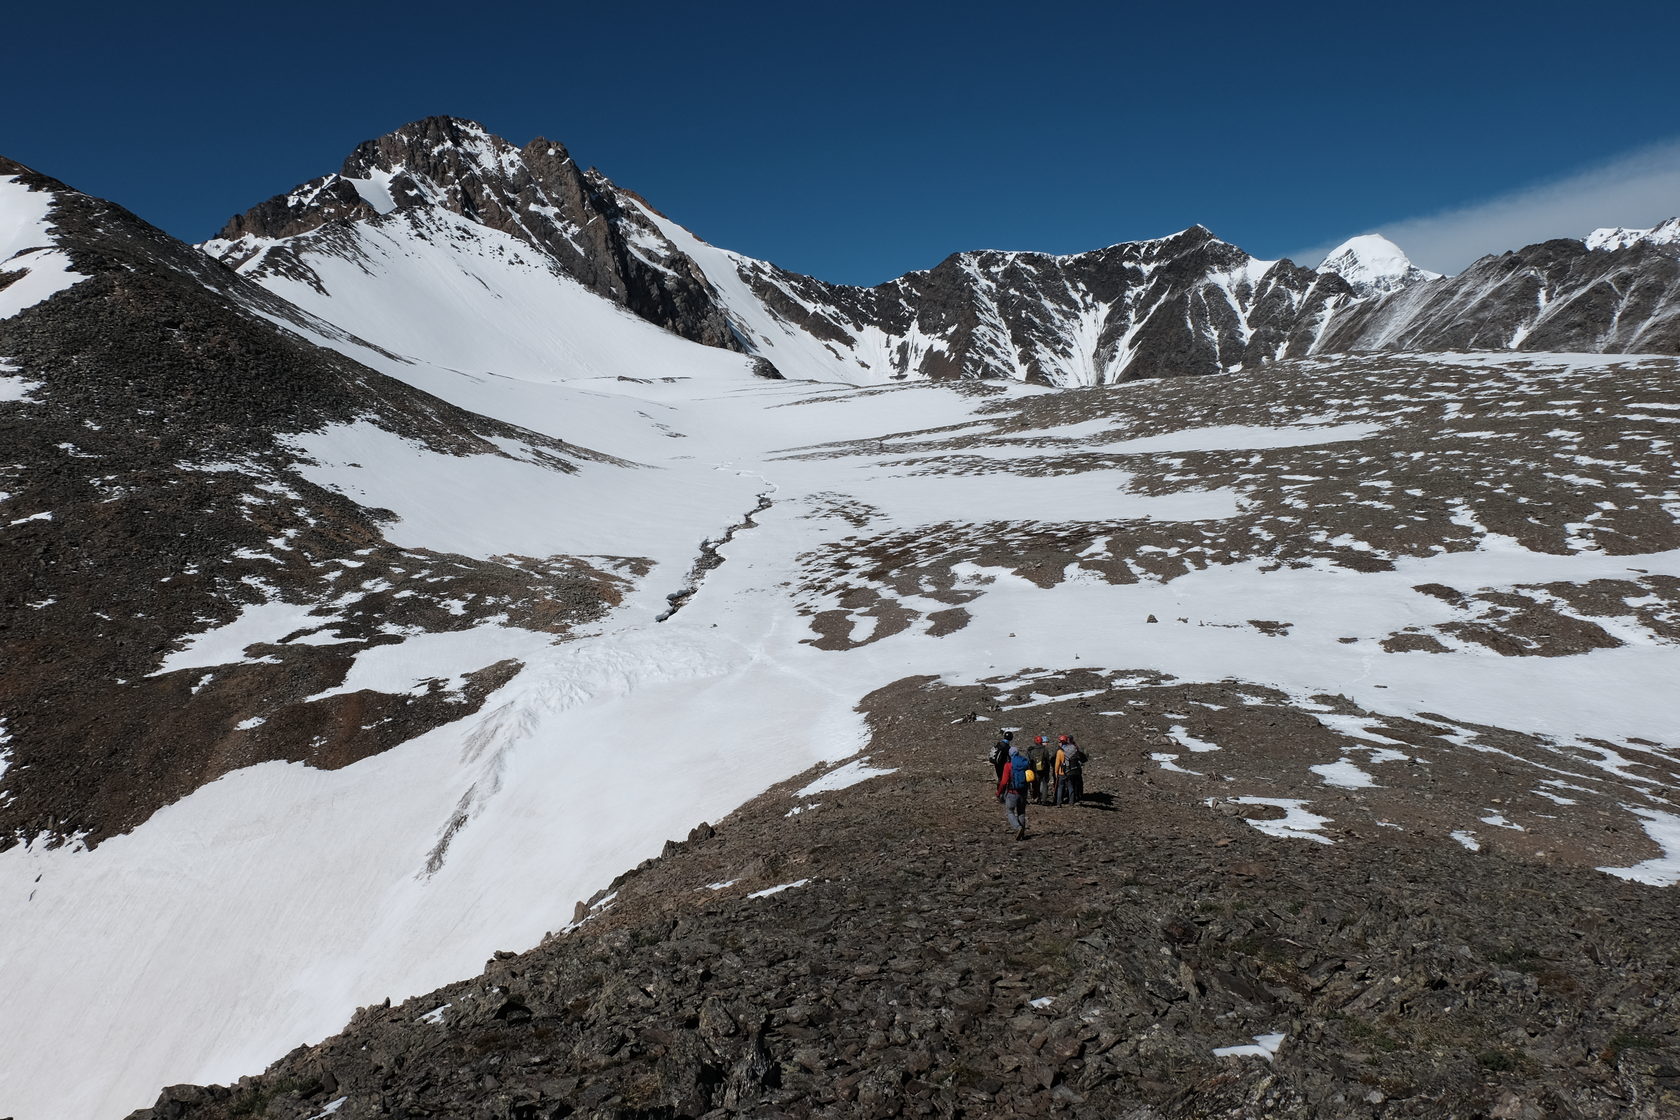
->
[1316,233,1440,298]
[203,117,741,352]
[1584,216,1680,251]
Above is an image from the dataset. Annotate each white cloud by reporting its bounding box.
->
[1294,137,1680,275]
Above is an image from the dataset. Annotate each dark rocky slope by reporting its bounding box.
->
[135,672,1680,1120]
[0,159,622,848]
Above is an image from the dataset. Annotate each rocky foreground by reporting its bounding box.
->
[135,672,1679,1120]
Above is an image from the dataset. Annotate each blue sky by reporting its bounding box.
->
[7,0,1680,284]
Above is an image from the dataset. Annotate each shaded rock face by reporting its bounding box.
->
[133,674,1680,1120]
[207,116,737,350]
[0,159,619,849]
[1319,236,1680,355]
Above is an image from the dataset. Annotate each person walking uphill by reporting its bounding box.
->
[996,742,1033,840]
[990,730,1014,782]
[1029,735,1052,804]
[1055,734,1087,806]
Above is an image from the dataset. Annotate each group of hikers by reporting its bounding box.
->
[991,730,1087,839]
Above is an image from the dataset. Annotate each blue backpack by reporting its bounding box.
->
[1008,750,1031,791]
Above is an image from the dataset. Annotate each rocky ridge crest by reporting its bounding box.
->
[205,118,1680,387]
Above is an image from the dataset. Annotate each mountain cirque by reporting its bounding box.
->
[2,119,1679,1120]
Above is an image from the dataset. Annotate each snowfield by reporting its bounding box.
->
[2,249,1678,1120]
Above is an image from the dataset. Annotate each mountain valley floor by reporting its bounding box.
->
[106,351,1680,1120]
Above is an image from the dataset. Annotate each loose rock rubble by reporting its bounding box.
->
[135,676,1679,1120]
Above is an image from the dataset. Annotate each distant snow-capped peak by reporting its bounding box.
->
[1316,233,1440,299]
[1584,217,1680,252]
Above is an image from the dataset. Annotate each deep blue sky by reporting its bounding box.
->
[8,0,1680,285]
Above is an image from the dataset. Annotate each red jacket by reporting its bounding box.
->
[997,759,1025,799]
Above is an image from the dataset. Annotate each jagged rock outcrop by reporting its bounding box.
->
[687,226,1355,384]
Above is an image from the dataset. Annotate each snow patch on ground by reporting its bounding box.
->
[305,626,558,701]
[1097,421,1382,456]
[153,600,344,675]
[1597,808,1680,886]
[1227,797,1335,844]
[796,758,897,797]
[1212,1031,1287,1061]
[0,374,43,402]
[0,176,86,321]
[1311,759,1377,789]
[747,879,810,899]
[853,466,1243,525]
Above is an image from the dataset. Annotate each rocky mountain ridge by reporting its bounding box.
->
[205,117,1680,386]
[205,116,737,351]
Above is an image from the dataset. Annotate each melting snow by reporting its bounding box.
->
[1310,759,1377,789]
[1451,830,1482,851]
[0,375,43,402]
[796,759,896,797]
[747,879,810,899]
[1097,421,1382,456]
[1227,797,1335,844]
[1597,808,1680,886]
[1212,1031,1287,1060]
[153,600,343,675]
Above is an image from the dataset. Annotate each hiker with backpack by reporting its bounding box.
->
[996,740,1033,840]
[990,730,1014,781]
[1055,734,1087,806]
[1029,735,1053,804]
